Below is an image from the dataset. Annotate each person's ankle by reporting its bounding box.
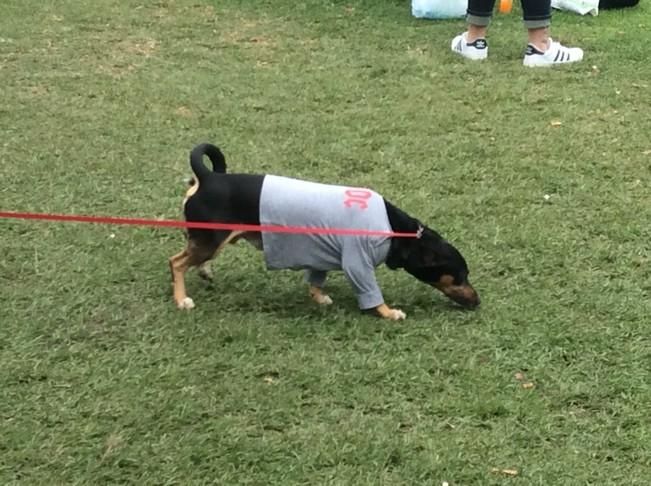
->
[529,39,550,52]
[527,28,550,52]
[467,25,487,43]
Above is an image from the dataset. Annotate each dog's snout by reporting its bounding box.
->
[452,286,480,309]
[463,289,480,308]
[436,282,480,309]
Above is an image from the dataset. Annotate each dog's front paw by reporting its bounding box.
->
[374,303,406,320]
[177,297,195,310]
[387,308,406,321]
[314,294,333,305]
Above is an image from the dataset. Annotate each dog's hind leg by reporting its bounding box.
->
[198,231,260,282]
[169,231,246,310]
[169,247,197,310]
[309,286,333,305]
[170,237,216,310]
[197,261,213,281]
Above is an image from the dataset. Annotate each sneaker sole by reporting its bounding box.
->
[523,52,584,67]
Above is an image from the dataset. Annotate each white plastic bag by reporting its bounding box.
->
[551,0,599,15]
[412,0,467,19]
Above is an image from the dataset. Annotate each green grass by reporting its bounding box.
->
[1,0,650,484]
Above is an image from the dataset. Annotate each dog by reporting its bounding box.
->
[169,143,479,320]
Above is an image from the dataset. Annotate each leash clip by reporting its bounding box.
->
[416,225,424,239]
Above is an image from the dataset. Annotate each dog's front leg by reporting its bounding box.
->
[373,303,406,321]
[341,258,404,320]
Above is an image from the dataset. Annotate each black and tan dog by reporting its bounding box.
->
[169,143,479,320]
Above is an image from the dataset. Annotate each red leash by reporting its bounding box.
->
[0,210,419,238]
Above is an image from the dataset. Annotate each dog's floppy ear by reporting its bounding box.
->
[413,225,438,265]
[386,230,434,269]
[386,237,410,269]
[407,238,438,268]
[398,226,448,268]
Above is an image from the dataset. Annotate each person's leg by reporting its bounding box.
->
[466,0,498,42]
[521,0,584,67]
[521,0,552,51]
[451,0,495,60]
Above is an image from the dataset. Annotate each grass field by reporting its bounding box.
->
[1,0,650,484]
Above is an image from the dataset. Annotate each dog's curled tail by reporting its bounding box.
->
[190,143,227,183]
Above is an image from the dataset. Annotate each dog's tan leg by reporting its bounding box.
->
[169,248,195,310]
[169,231,247,310]
[309,286,333,305]
[374,303,406,321]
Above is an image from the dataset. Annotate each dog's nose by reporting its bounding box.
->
[466,292,480,308]
[464,285,480,308]
[449,284,480,309]
[456,294,479,309]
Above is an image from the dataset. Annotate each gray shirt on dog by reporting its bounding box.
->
[260,175,392,310]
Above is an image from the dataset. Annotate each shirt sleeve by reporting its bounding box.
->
[341,240,384,310]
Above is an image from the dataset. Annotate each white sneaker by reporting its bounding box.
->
[451,32,488,61]
[523,38,584,67]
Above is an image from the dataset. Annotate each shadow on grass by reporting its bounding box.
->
[182,269,480,323]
